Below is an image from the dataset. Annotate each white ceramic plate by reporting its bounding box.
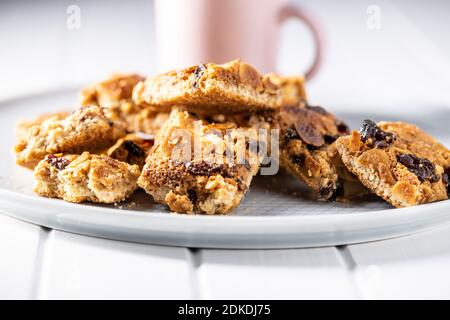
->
[1,89,449,248]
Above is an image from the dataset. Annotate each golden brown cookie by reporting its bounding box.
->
[336,120,450,207]
[80,73,145,109]
[138,108,263,214]
[132,60,284,115]
[276,103,364,200]
[16,111,70,141]
[15,105,127,169]
[266,73,307,106]
[80,74,169,134]
[105,133,154,168]
[34,152,140,203]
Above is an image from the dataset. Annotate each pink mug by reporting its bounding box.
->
[154,0,323,80]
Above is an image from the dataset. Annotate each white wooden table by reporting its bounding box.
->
[3,213,450,300]
[1,0,450,300]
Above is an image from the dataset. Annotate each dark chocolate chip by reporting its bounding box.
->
[123,140,145,157]
[46,155,70,170]
[359,119,396,148]
[397,153,440,183]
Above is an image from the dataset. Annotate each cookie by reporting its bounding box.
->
[266,73,307,106]
[138,108,263,214]
[105,133,154,168]
[80,74,169,134]
[16,111,70,141]
[80,73,145,109]
[276,103,363,200]
[132,59,284,115]
[15,105,127,169]
[336,120,450,207]
[34,152,140,203]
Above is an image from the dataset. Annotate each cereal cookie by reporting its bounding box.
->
[132,60,283,114]
[16,111,70,141]
[138,108,262,214]
[336,120,450,207]
[105,133,154,168]
[34,152,140,203]
[15,105,127,169]
[80,73,145,109]
[276,103,363,200]
[267,73,307,106]
[80,74,169,134]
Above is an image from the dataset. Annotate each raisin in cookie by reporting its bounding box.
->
[105,133,154,168]
[132,60,283,115]
[138,108,262,214]
[80,74,169,134]
[276,103,366,200]
[15,105,127,169]
[336,120,450,207]
[34,152,140,203]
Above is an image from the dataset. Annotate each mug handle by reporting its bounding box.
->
[278,5,324,80]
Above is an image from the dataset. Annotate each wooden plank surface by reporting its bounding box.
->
[197,247,360,299]
[36,230,194,299]
[0,214,43,299]
[346,223,450,299]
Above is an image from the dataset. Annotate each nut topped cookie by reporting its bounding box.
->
[138,108,263,214]
[336,120,450,207]
[15,105,127,169]
[132,60,283,115]
[80,73,145,109]
[80,74,169,135]
[16,111,70,141]
[105,133,154,168]
[267,74,307,106]
[34,152,140,203]
[276,102,363,200]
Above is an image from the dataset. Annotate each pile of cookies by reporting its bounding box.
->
[14,60,450,214]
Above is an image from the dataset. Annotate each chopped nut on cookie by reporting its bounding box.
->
[137,108,264,214]
[275,102,365,200]
[336,120,450,207]
[16,111,70,141]
[80,73,169,135]
[15,105,127,169]
[34,152,140,204]
[105,133,154,168]
[266,73,307,106]
[132,60,288,115]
